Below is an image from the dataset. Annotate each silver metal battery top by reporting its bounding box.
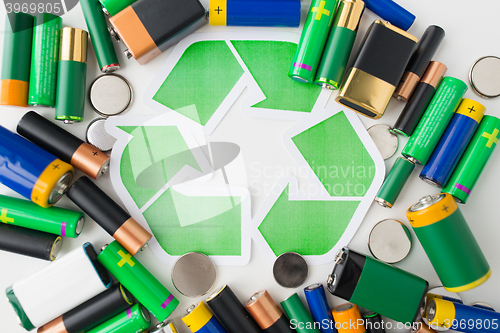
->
[273,252,308,288]
[86,118,117,152]
[422,286,461,331]
[367,124,399,160]
[469,56,500,98]
[409,193,445,213]
[368,219,412,264]
[172,252,216,298]
[89,74,133,117]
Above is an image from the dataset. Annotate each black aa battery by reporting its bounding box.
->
[207,285,262,333]
[0,223,61,261]
[66,176,151,255]
[17,111,110,180]
[38,284,133,333]
[364,312,386,333]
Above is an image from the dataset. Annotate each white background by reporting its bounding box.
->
[1,0,500,332]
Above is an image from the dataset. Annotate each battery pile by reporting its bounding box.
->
[1,0,500,332]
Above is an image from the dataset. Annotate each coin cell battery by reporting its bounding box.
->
[86,118,117,152]
[368,219,412,263]
[368,124,399,159]
[89,74,133,117]
[273,252,308,288]
[469,56,500,98]
[172,252,217,298]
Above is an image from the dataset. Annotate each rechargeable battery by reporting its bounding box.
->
[375,156,415,208]
[281,293,320,333]
[305,284,336,333]
[87,304,151,333]
[246,290,295,333]
[183,302,228,333]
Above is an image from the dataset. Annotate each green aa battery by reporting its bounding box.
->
[281,293,320,333]
[81,0,120,72]
[87,304,151,333]
[55,27,88,124]
[0,194,84,238]
[1,13,34,107]
[402,77,467,165]
[375,156,415,208]
[97,241,179,323]
[289,0,339,83]
[443,115,500,203]
[28,13,61,107]
[315,0,364,90]
[407,193,490,292]
[99,0,136,16]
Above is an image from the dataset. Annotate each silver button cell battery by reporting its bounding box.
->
[469,56,500,98]
[273,252,308,288]
[86,118,117,152]
[89,74,133,116]
[368,219,412,264]
[172,252,216,298]
[367,124,399,160]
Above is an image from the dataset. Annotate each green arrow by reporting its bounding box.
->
[152,40,244,126]
[258,184,360,256]
[291,111,376,197]
[230,40,321,112]
[143,187,242,256]
[119,125,201,209]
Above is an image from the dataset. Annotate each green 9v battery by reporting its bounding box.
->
[407,193,490,292]
[315,0,365,90]
[28,13,61,107]
[81,0,120,73]
[1,13,34,107]
[98,241,179,323]
[55,27,88,124]
[375,156,415,208]
[0,194,84,238]
[289,0,339,83]
[87,304,151,333]
[402,77,468,165]
[443,115,500,203]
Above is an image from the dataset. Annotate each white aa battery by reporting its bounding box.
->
[8,242,111,328]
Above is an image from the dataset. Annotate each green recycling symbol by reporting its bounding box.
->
[107,32,385,266]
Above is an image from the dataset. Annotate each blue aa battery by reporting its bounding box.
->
[305,284,336,333]
[182,302,228,333]
[362,0,415,31]
[427,294,495,312]
[427,298,500,333]
[420,99,485,188]
[0,125,73,207]
[209,0,301,27]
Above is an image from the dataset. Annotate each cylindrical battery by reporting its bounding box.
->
[420,99,485,187]
[209,0,301,27]
[315,0,365,90]
[28,13,61,107]
[0,223,61,261]
[38,284,133,333]
[407,193,490,292]
[55,27,88,124]
[0,12,33,107]
[281,293,320,333]
[109,0,206,65]
[443,115,500,203]
[305,284,336,333]
[326,247,428,324]
[0,194,84,238]
[394,26,445,102]
[98,241,179,323]
[87,304,151,333]
[374,156,415,208]
[361,0,414,31]
[6,243,112,331]
[392,62,447,137]
[66,177,151,255]
[81,0,120,72]
[402,77,468,165]
[336,20,418,119]
[288,0,339,84]
[331,303,365,333]
[246,290,295,333]
[17,111,111,180]
[183,302,228,333]
[426,298,500,333]
[99,0,136,16]
[363,312,385,333]
[426,293,495,312]
[150,320,179,333]
[0,125,73,208]
[207,285,262,333]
